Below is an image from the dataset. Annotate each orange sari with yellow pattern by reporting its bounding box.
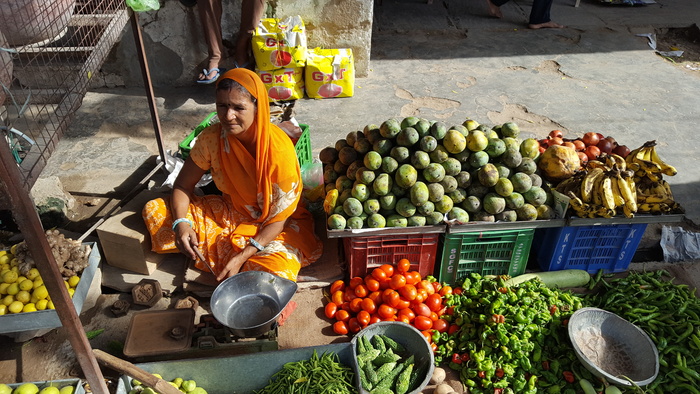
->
[142,69,322,281]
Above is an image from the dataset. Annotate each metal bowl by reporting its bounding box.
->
[210,271,297,338]
[568,307,659,387]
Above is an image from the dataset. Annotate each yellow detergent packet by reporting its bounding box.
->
[257,67,305,102]
[252,16,307,71]
[305,48,355,99]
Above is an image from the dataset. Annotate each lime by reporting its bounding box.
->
[141,388,156,394]
[171,378,183,388]
[39,387,60,394]
[33,285,49,300]
[181,380,196,392]
[68,275,80,288]
[36,299,49,310]
[7,283,19,296]
[58,386,75,394]
[19,279,34,291]
[2,270,17,284]
[13,383,39,394]
[15,290,30,304]
[26,268,40,280]
[8,300,24,313]
[0,383,10,394]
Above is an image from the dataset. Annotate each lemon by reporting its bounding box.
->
[39,387,60,394]
[0,283,9,294]
[10,244,18,255]
[8,300,24,313]
[22,303,37,313]
[67,288,75,297]
[0,254,9,265]
[181,380,196,392]
[30,295,39,304]
[19,278,34,291]
[0,304,6,315]
[15,290,30,304]
[7,283,19,296]
[2,295,13,306]
[2,270,17,284]
[33,277,44,289]
[33,285,49,300]
[171,378,183,388]
[47,300,55,309]
[26,268,40,280]
[68,275,80,288]
[0,263,9,271]
[152,374,163,380]
[10,259,19,268]
[63,280,70,290]
[0,269,8,278]
[36,299,49,310]
[17,275,27,282]
[58,386,75,394]
[13,383,39,394]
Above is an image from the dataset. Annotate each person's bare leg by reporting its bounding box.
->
[485,0,503,18]
[198,0,223,81]
[528,21,565,29]
[234,0,266,68]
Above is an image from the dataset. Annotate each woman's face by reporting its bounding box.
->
[216,88,257,136]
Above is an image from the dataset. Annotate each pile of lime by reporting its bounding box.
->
[0,248,81,315]
[0,382,76,394]
[130,374,207,394]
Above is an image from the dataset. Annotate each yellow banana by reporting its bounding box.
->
[596,205,615,218]
[649,145,678,176]
[645,171,663,183]
[592,172,604,207]
[587,160,610,171]
[626,147,642,167]
[580,167,604,203]
[610,174,625,208]
[600,175,617,211]
[609,153,627,171]
[643,195,675,204]
[661,180,674,200]
[622,204,635,219]
[626,173,637,203]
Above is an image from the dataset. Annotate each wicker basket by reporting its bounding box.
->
[0,0,76,46]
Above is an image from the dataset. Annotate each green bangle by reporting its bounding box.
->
[249,238,265,251]
[171,217,193,231]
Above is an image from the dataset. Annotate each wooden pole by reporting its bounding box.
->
[0,145,109,393]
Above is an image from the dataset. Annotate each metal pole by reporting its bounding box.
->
[0,144,109,394]
[130,10,167,163]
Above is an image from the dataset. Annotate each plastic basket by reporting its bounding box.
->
[294,123,312,168]
[532,223,646,273]
[343,233,439,279]
[437,229,534,285]
[179,112,218,159]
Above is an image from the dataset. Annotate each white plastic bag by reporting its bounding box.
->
[158,150,212,189]
[660,225,700,262]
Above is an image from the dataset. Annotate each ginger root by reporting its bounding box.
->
[14,229,91,277]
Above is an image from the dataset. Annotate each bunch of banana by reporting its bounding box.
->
[635,176,685,215]
[626,140,678,183]
[568,154,637,218]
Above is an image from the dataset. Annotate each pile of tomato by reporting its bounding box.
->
[323,258,456,351]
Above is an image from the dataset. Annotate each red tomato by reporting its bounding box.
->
[395,297,411,310]
[398,308,415,322]
[335,309,350,322]
[333,321,348,335]
[415,288,428,303]
[382,289,401,308]
[330,279,345,294]
[429,311,439,322]
[396,258,411,273]
[324,302,337,319]
[349,277,364,289]
[414,315,433,331]
[433,318,449,333]
[371,268,387,282]
[390,274,407,290]
[398,284,417,301]
[379,264,394,277]
[425,293,443,312]
[368,291,382,305]
[354,284,368,298]
[448,324,460,335]
[349,298,363,313]
[369,314,381,324]
[378,304,397,319]
[357,310,371,327]
[340,302,351,312]
[452,287,463,295]
[413,302,431,317]
[397,315,411,324]
[405,271,421,285]
[431,281,442,293]
[418,280,435,295]
[348,318,362,333]
[430,342,438,352]
[331,290,344,306]
[361,298,377,314]
[439,286,453,297]
[364,277,380,292]
[343,288,356,302]
[421,330,433,343]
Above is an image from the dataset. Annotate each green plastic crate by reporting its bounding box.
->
[179,112,311,167]
[437,228,534,286]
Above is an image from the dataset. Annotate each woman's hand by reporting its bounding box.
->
[217,253,246,281]
[174,223,199,261]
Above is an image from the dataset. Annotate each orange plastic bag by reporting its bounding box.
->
[252,16,307,71]
[304,48,354,99]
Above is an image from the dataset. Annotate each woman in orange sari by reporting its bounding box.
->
[142,68,322,282]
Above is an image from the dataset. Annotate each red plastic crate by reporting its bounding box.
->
[342,233,440,279]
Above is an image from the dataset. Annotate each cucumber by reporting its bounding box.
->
[504,269,591,288]
[579,379,597,394]
[605,386,623,394]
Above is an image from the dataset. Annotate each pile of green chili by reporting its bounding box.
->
[585,269,700,394]
[254,350,357,394]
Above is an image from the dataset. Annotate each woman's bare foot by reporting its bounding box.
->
[485,0,503,18]
[528,21,566,29]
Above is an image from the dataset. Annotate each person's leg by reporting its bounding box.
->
[234,0,266,68]
[198,0,223,81]
[486,0,509,19]
[528,0,565,28]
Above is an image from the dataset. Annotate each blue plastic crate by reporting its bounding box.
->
[532,223,647,273]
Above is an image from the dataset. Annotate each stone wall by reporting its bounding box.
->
[96,0,372,88]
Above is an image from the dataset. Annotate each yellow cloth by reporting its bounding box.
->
[142,68,322,281]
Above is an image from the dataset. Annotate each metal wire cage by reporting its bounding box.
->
[0,0,129,195]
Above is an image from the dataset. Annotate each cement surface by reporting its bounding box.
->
[3,0,700,390]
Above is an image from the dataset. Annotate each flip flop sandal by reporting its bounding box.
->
[233,60,253,70]
[196,68,220,84]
